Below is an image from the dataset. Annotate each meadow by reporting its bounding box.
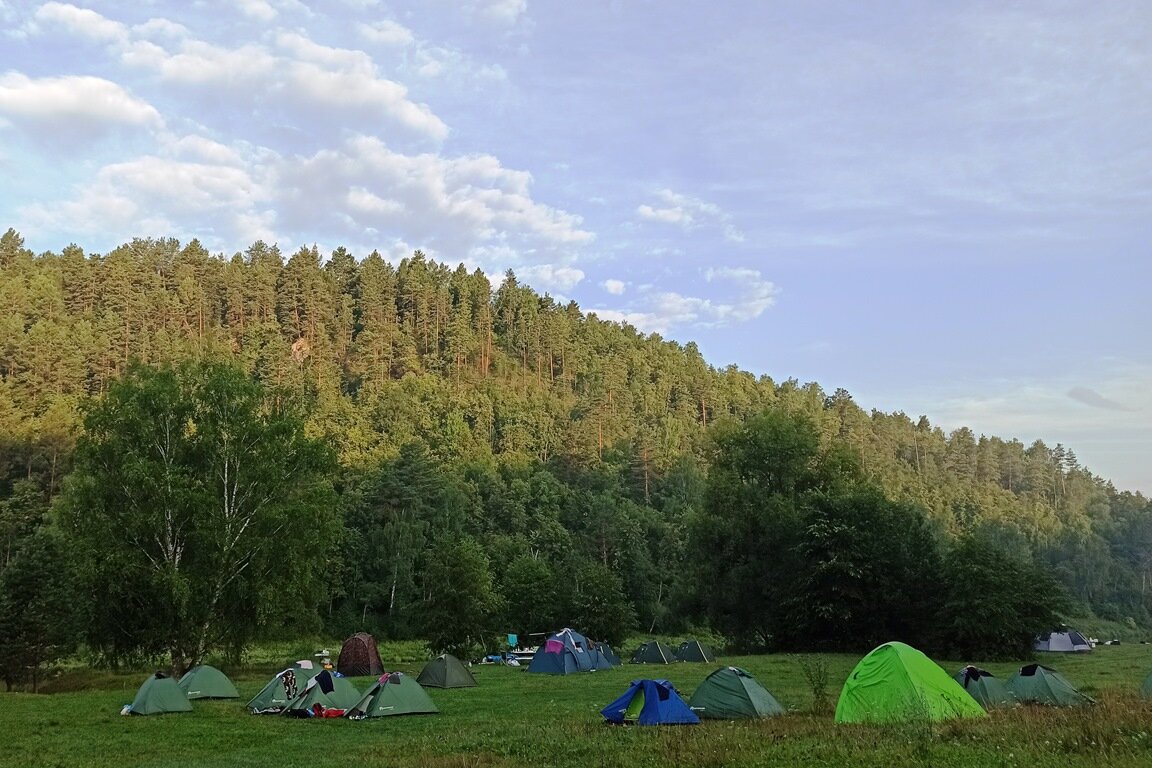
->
[4,643,1152,768]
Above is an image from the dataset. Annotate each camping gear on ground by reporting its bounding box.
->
[630,640,676,664]
[674,639,715,663]
[177,664,239,700]
[688,666,785,719]
[526,628,618,675]
[1034,629,1092,652]
[834,641,987,724]
[601,679,700,725]
[417,654,477,688]
[281,669,362,716]
[347,672,439,718]
[126,673,193,715]
[953,666,1015,709]
[249,668,309,713]
[1006,664,1094,707]
[337,632,384,677]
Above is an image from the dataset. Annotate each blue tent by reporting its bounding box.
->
[601,679,700,725]
[527,628,618,675]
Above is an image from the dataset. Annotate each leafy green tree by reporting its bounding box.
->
[567,560,635,647]
[934,534,1068,659]
[421,537,503,658]
[0,529,83,691]
[58,360,338,672]
[500,555,561,637]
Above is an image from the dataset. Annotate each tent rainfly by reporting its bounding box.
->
[601,679,700,725]
[835,642,988,724]
[177,665,239,700]
[281,670,362,716]
[126,673,192,715]
[674,640,715,663]
[953,666,1015,709]
[1034,630,1092,653]
[688,666,784,719]
[1006,664,1094,707]
[630,641,676,664]
[347,672,438,718]
[417,654,477,688]
[526,628,617,675]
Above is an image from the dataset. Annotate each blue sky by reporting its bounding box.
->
[1,1,1149,493]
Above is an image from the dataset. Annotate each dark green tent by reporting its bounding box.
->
[835,642,987,724]
[630,641,676,664]
[1141,670,1152,699]
[688,666,784,719]
[248,668,310,713]
[127,673,192,715]
[281,670,362,714]
[675,640,715,663]
[177,665,239,700]
[1006,664,1094,707]
[953,666,1015,709]
[347,672,438,718]
[417,654,477,688]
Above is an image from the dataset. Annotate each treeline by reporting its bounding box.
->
[1,228,1150,680]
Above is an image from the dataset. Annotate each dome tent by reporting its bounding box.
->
[1006,664,1094,707]
[526,628,617,675]
[674,639,715,663]
[630,641,676,664]
[177,665,239,700]
[835,642,987,724]
[601,679,699,725]
[281,669,362,716]
[417,654,477,688]
[953,666,1015,709]
[1034,629,1092,653]
[688,666,784,719]
[126,673,192,715]
[347,672,438,718]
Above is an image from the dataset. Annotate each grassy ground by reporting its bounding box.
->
[5,643,1152,767]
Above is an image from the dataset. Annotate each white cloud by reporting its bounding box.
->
[480,0,528,24]
[519,264,585,293]
[636,188,744,241]
[35,2,127,43]
[358,19,415,47]
[0,73,162,130]
[237,0,278,22]
[603,279,625,295]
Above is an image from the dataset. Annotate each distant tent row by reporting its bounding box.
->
[629,639,715,664]
[125,666,239,715]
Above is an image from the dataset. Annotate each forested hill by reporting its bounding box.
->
[2,228,1150,638]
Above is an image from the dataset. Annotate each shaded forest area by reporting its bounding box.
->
[1,228,1150,674]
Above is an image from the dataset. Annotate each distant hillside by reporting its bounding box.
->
[2,228,1150,630]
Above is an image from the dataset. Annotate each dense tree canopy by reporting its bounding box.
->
[0,229,1147,675]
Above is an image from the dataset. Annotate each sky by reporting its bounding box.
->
[1,0,1149,493]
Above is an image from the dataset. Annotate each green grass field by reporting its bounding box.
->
[5,644,1152,768]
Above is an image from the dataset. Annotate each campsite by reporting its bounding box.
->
[5,640,1152,767]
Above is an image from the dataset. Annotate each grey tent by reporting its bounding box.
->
[631,641,676,664]
[1034,629,1092,653]
[417,654,477,688]
[674,640,715,663]
[177,665,239,700]
[1006,664,1094,707]
[688,666,785,719]
[127,673,192,715]
[953,666,1015,709]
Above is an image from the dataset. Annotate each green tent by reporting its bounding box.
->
[1141,670,1152,699]
[281,670,362,715]
[249,668,311,713]
[417,654,477,688]
[953,666,1015,709]
[630,641,676,664]
[177,665,239,700]
[688,666,785,719]
[127,674,192,715]
[835,642,987,724]
[675,640,715,663]
[1006,664,1094,707]
[347,672,439,718]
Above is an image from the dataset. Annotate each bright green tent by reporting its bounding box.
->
[688,666,785,719]
[281,670,362,714]
[835,642,987,724]
[417,654,477,688]
[953,666,1015,709]
[177,665,239,700]
[127,674,192,715]
[1006,664,1094,707]
[347,672,438,718]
